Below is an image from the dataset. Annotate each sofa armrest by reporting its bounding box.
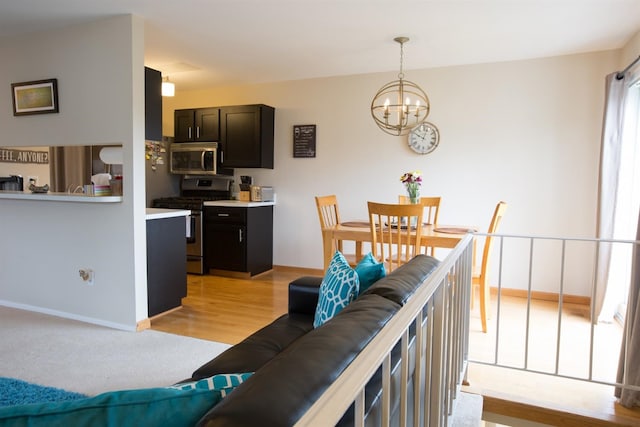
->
[288,276,322,315]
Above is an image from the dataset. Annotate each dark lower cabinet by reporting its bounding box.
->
[204,205,273,276]
[146,216,187,317]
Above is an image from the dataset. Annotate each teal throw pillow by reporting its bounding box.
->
[0,387,223,427]
[313,251,360,328]
[355,252,386,295]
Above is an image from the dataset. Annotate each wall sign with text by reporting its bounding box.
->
[293,124,316,158]
[0,147,49,164]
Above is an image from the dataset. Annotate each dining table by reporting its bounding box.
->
[322,221,476,270]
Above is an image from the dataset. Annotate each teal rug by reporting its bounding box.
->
[0,377,87,407]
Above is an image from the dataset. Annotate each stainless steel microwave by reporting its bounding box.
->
[169,142,218,175]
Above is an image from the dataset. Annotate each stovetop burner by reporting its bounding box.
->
[152,194,228,211]
[152,175,232,211]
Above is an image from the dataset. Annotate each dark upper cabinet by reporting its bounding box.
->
[144,67,163,141]
[174,108,220,142]
[220,104,274,169]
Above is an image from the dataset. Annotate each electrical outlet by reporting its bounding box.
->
[78,268,94,286]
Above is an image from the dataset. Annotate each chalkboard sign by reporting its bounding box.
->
[293,124,316,158]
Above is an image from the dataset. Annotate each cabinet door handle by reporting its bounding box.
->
[220,150,224,164]
[239,229,243,243]
[188,127,192,139]
[217,213,230,217]
[196,126,200,139]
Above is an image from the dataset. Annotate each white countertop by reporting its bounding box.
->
[204,200,275,207]
[146,208,191,220]
[0,191,123,203]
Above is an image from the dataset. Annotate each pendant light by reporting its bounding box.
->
[162,77,175,97]
[370,37,430,136]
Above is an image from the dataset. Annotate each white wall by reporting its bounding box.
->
[0,17,634,330]
[164,50,619,296]
[0,15,148,330]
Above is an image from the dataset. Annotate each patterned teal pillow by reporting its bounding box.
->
[355,252,386,295]
[169,372,253,398]
[313,251,360,328]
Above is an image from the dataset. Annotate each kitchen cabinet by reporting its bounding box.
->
[204,204,273,276]
[145,67,163,141]
[174,108,220,142]
[220,104,274,169]
[146,213,187,316]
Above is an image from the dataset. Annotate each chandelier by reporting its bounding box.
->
[370,37,430,136]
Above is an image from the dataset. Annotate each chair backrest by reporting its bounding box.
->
[398,195,441,225]
[368,201,424,272]
[478,201,508,282]
[315,195,343,252]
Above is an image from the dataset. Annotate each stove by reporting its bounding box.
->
[152,175,233,274]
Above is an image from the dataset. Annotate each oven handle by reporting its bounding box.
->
[187,211,201,244]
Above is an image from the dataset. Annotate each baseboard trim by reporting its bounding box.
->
[273,265,324,276]
[0,300,138,331]
[491,287,590,306]
[136,318,151,331]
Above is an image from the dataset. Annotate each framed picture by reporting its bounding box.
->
[11,78,59,116]
[293,124,316,158]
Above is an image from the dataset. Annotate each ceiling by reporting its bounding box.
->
[2,0,640,91]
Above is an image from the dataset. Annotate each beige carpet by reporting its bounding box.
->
[0,306,230,396]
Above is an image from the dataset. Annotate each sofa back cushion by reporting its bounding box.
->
[197,293,401,427]
[363,255,439,306]
[191,314,313,380]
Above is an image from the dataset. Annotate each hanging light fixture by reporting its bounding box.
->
[370,37,430,136]
[161,76,175,97]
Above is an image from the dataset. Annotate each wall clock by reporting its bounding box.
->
[408,121,439,155]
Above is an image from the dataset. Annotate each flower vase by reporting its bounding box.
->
[406,183,420,204]
[406,185,420,226]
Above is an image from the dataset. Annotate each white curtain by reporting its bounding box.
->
[608,65,640,408]
[594,73,627,322]
[616,213,640,407]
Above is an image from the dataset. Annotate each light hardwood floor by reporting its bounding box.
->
[150,267,320,344]
[151,269,640,426]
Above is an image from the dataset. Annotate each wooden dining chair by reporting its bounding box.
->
[398,195,441,225]
[315,195,358,267]
[473,201,508,333]
[398,195,441,256]
[367,201,424,273]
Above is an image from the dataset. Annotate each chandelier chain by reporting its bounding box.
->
[398,40,405,80]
